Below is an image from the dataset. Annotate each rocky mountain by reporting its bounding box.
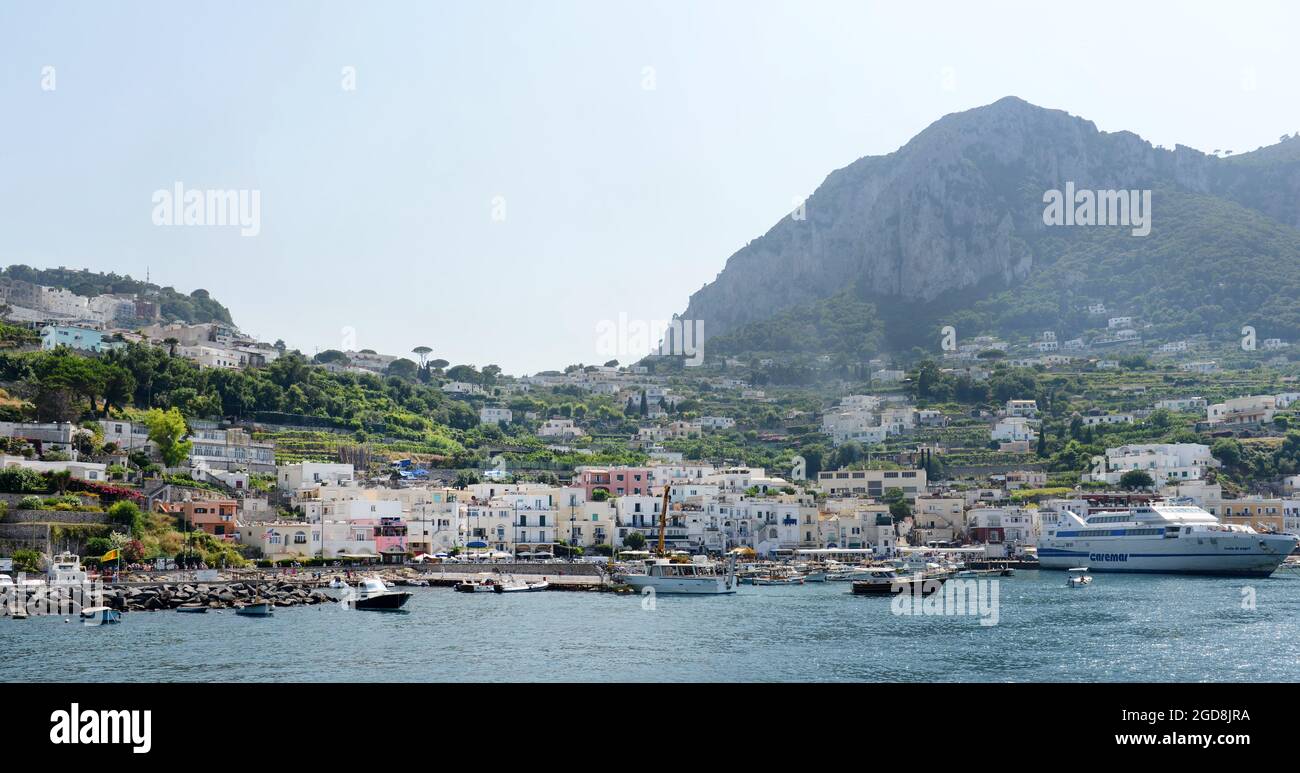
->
[679,97,1300,355]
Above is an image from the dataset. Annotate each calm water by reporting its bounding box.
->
[3,570,1300,682]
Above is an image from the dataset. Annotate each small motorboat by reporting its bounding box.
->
[80,606,122,625]
[406,578,430,587]
[751,575,805,586]
[1066,567,1093,588]
[236,601,274,616]
[851,567,945,596]
[176,604,209,613]
[328,576,349,589]
[454,578,501,593]
[349,577,413,610]
[494,580,549,593]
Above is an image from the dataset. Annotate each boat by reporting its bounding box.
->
[1038,501,1299,577]
[235,601,274,617]
[1066,567,1092,587]
[494,580,549,593]
[454,578,501,593]
[750,566,806,585]
[80,606,122,624]
[176,604,209,613]
[622,557,738,595]
[851,566,946,596]
[349,577,413,610]
[328,576,349,589]
[618,484,739,595]
[48,552,88,586]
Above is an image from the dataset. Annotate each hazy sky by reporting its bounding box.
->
[3,1,1297,374]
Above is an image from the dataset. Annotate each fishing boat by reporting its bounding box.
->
[850,566,946,596]
[80,606,122,624]
[1066,567,1092,588]
[494,579,549,593]
[750,566,806,585]
[236,601,274,616]
[454,578,501,593]
[348,577,413,610]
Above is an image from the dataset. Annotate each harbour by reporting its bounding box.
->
[3,569,1299,682]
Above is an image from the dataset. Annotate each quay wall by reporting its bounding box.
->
[416,562,605,577]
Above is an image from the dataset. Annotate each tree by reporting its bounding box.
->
[1119,469,1155,490]
[1211,437,1243,470]
[623,531,647,550]
[385,358,418,380]
[108,500,145,538]
[591,487,611,502]
[144,407,192,468]
[411,346,432,367]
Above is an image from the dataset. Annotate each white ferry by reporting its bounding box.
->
[621,556,738,595]
[1038,502,1297,577]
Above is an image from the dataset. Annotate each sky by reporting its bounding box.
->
[2,1,1298,374]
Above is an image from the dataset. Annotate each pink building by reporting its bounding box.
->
[577,467,656,498]
[373,516,409,562]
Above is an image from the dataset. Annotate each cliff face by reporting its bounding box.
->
[679,97,1300,342]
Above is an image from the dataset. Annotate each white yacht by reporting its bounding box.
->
[21,552,90,587]
[621,556,737,595]
[1038,502,1297,577]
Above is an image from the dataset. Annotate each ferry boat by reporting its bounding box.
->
[621,557,738,595]
[1038,502,1298,577]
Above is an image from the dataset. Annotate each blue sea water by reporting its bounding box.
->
[2,570,1298,682]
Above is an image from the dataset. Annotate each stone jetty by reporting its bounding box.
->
[105,581,334,612]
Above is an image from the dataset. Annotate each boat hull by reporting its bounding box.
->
[352,591,412,610]
[623,575,736,595]
[851,576,946,596]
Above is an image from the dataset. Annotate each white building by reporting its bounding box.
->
[537,418,584,438]
[278,462,355,492]
[992,417,1037,443]
[1206,395,1276,426]
[479,406,513,425]
[1083,443,1217,485]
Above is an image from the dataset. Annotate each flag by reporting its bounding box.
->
[101,549,120,562]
